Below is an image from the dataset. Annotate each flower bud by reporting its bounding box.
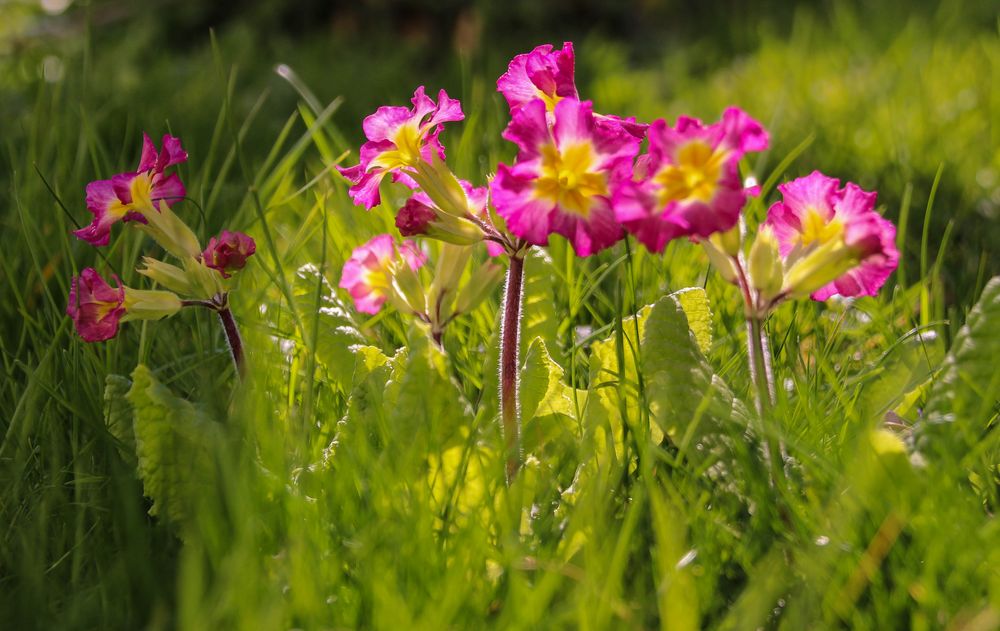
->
[455,262,504,314]
[137,200,202,259]
[203,230,256,278]
[701,239,739,284]
[396,196,484,245]
[137,257,194,295]
[747,226,784,303]
[428,243,472,318]
[122,288,183,321]
[184,256,225,300]
[712,219,744,257]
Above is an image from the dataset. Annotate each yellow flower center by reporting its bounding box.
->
[799,207,844,248]
[533,142,608,217]
[537,89,562,112]
[371,121,425,171]
[129,172,155,211]
[652,141,726,205]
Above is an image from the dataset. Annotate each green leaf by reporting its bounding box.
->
[520,337,584,464]
[642,294,751,445]
[294,263,366,389]
[671,287,713,355]
[521,249,565,366]
[920,276,1000,463]
[856,331,944,423]
[126,364,224,527]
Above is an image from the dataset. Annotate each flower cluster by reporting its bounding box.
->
[68,134,257,350]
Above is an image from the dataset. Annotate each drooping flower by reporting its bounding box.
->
[67,268,126,342]
[73,134,188,246]
[497,42,578,114]
[337,86,464,210]
[765,171,899,301]
[339,234,427,314]
[491,98,640,256]
[615,107,769,253]
[202,230,257,278]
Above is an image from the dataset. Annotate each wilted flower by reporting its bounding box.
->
[73,134,188,246]
[339,234,427,314]
[765,171,899,300]
[491,98,639,256]
[615,108,769,252]
[202,230,257,278]
[337,86,464,210]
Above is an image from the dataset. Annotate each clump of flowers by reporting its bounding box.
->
[68,134,257,375]
[335,41,900,485]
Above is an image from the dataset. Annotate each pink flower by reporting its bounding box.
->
[615,107,769,253]
[764,171,899,300]
[497,42,578,114]
[202,230,257,278]
[337,86,464,210]
[73,134,188,246]
[339,234,427,314]
[67,268,126,342]
[490,98,640,256]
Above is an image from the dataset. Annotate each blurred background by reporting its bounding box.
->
[1,0,997,305]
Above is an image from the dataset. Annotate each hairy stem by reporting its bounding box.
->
[747,314,787,491]
[500,254,524,484]
[217,307,246,378]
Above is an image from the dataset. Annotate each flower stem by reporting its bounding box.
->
[217,307,246,378]
[500,254,525,484]
[746,313,787,491]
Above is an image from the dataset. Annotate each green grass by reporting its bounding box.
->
[1,2,998,629]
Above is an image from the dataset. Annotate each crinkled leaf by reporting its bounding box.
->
[672,287,713,355]
[104,374,135,460]
[126,364,224,526]
[294,263,366,389]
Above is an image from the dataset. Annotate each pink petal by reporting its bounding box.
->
[501,99,550,160]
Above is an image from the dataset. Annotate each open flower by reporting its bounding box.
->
[337,86,464,210]
[765,171,898,301]
[339,234,427,314]
[615,108,769,253]
[491,98,640,256]
[73,134,188,246]
[202,230,257,278]
[497,42,578,114]
[67,268,127,342]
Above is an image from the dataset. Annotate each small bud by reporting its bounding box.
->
[203,230,256,278]
[137,200,202,259]
[712,219,744,257]
[782,238,859,300]
[185,256,226,299]
[122,288,183,321]
[396,196,485,246]
[748,226,784,303]
[137,257,194,295]
[701,239,739,284]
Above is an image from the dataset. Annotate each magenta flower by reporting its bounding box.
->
[337,86,464,210]
[67,268,126,342]
[497,42,578,114]
[491,98,640,256]
[339,234,427,314]
[615,107,769,253]
[202,230,257,279]
[765,171,899,300]
[73,134,188,247]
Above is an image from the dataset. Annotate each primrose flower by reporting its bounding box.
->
[765,171,898,301]
[67,268,182,342]
[498,42,578,114]
[339,234,427,314]
[74,134,188,247]
[615,108,769,253]
[337,86,464,210]
[491,98,640,256]
[202,230,257,278]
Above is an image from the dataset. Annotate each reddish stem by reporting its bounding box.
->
[500,254,524,483]
[217,307,245,378]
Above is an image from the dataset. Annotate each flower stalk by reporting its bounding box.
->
[500,253,524,483]
[182,297,246,378]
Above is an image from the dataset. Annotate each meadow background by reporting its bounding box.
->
[1,0,998,628]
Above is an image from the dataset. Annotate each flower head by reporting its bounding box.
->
[395,180,502,253]
[202,230,257,278]
[491,98,640,256]
[497,42,578,114]
[615,107,769,252]
[73,134,188,246]
[339,234,427,314]
[67,268,126,342]
[337,86,464,209]
[765,171,898,300]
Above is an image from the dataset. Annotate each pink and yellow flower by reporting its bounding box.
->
[497,42,578,114]
[202,230,257,278]
[764,171,898,300]
[67,268,127,342]
[490,98,640,256]
[615,107,769,252]
[337,86,464,210]
[339,234,427,314]
[73,134,188,246]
